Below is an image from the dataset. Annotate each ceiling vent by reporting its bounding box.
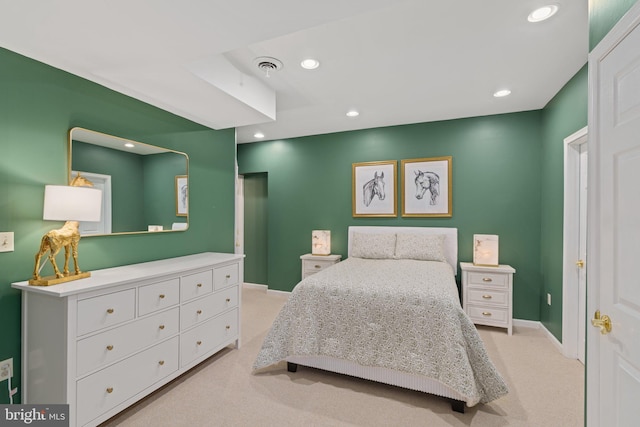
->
[254,56,283,78]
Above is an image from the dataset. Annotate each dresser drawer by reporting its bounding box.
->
[467,305,509,324]
[467,271,508,288]
[77,307,179,376]
[76,336,179,426]
[139,278,179,316]
[214,263,239,290]
[467,288,509,307]
[180,270,213,302]
[77,289,136,336]
[180,286,238,331]
[180,308,238,367]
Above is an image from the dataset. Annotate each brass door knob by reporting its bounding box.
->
[576,260,585,268]
[591,310,612,334]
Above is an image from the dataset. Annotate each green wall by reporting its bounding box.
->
[143,152,188,229]
[589,0,638,49]
[0,47,236,404]
[238,111,543,322]
[539,65,589,340]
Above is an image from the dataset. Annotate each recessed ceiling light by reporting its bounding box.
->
[300,58,320,70]
[346,110,359,117]
[493,89,512,98]
[528,5,558,22]
[254,132,265,139]
[124,143,135,148]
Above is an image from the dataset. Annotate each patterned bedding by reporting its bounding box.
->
[253,257,508,406]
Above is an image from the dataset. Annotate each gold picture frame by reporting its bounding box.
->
[175,175,188,216]
[401,156,452,217]
[352,160,397,217]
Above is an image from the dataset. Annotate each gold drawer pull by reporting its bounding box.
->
[106,345,114,351]
[314,265,322,269]
[197,309,202,315]
[226,298,231,303]
[159,294,165,299]
[482,278,492,282]
[106,308,114,314]
[226,274,231,279]
[482,295,492,299]
[106,387,114,394]
[197,283,202,288]
[482,311,492,316]
[159,325,165,330]
[226,325,231,330]
[158,360,165,366]
[196,340,202,345]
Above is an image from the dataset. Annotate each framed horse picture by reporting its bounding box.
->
[401,156,452,217]
[352,160,397,217]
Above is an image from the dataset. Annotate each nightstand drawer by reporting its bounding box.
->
[467,306,509,324]
[303,259,335,273]
[467,288,509,306]
[467,271,508,288]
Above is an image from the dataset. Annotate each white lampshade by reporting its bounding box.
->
[43,185,102,222]
[312,230,331,256]
[473,234,499,267]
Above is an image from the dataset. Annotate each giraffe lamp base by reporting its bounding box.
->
[29,271,91,286]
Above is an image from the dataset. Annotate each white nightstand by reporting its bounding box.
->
[460,262,516,335]
[300,254,342,279]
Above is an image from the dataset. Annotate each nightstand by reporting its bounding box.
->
[300,254,342,279]
[460,262,516,335]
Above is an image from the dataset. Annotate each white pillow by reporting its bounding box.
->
[394,233,446,262]
[350,232,397,259]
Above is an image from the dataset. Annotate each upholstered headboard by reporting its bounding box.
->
[347,226,458,273]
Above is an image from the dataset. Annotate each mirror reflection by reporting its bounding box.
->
[69,127,189,236]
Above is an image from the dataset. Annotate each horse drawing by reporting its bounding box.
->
[414,170,440,205]
[363,171,385,207]
[32,174,95,281]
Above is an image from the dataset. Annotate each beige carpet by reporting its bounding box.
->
[101,286,584,427]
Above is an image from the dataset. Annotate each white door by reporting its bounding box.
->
[72,171,112,235]
[587,3,640,425]
[235,175,244,255]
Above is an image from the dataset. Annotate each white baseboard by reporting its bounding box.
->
[243,283,291,297]
[513,318,564,355]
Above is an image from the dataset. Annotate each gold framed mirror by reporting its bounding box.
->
[68,127,189,236]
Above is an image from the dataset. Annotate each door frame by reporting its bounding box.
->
[562,126,587,360]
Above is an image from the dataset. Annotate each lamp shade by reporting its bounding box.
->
[312,230,331,256]
[473,234,499,267]
[43,185,102,222]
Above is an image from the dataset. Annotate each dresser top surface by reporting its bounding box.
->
[12,252,244,297]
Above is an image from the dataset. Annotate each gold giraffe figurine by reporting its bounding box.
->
[31,174,94,284]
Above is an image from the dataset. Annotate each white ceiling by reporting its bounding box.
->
[0,0,588,143]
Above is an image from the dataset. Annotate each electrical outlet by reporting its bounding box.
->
[547,293,552,306]
[0,358,13,382]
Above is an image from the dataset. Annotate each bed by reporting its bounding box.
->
[253,226,508,412]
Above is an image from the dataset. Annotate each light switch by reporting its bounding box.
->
[0,232,14,252]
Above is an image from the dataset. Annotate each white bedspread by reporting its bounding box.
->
[253,258,508,406]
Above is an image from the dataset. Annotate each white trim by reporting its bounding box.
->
[267,289,291,297]
[562,126,588,360]
[243,282,267,290]
[513,319,563,354]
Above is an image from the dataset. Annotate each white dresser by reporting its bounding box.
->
[12,252,243,427]
[460,262,515,335]
[300,253,341,279]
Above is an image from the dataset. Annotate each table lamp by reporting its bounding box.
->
[312,230,331,256]
[30,180,102,286]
